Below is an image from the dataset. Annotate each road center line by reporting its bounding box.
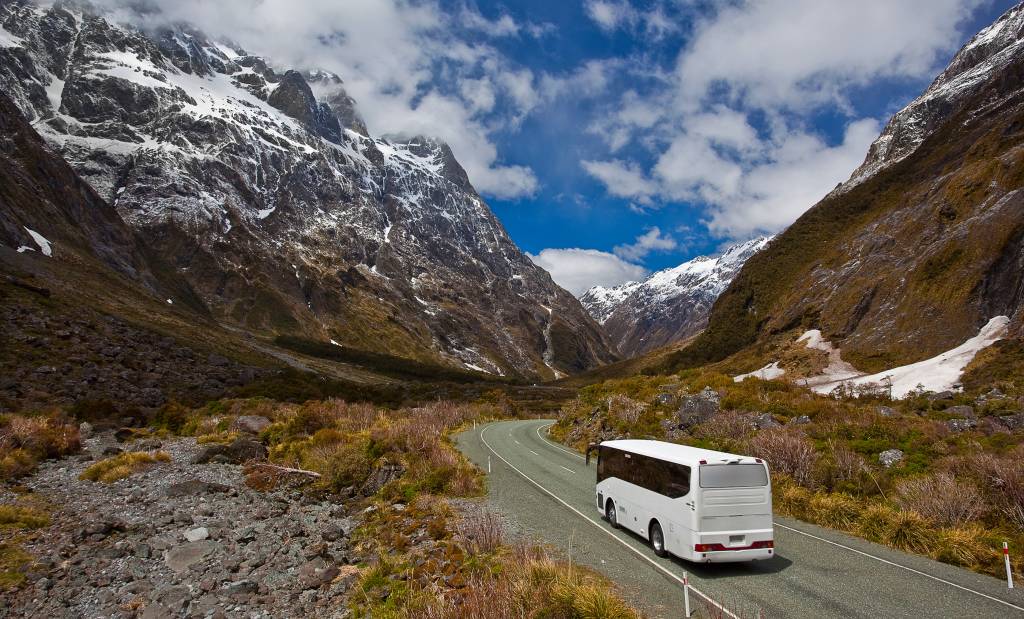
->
[559,465,575,473]
[529,449,540,456]
[481,423,739,619]
[533,421,1024,612]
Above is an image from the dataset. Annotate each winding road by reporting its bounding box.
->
[455,419,1024,618]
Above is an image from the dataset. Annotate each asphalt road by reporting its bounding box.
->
[455,419,1024,618]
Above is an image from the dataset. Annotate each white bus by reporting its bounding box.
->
[586,439,774,563]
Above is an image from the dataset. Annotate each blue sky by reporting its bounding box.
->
[107,0,1018,294]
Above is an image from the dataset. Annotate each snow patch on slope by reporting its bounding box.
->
[734,362,785,382]
[810,316,1009,398]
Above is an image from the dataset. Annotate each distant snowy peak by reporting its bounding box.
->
[838,2,1024,192]
[581,236,772,357]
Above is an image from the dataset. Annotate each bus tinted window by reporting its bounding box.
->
[598,446,690,498]
[700,464,769,488]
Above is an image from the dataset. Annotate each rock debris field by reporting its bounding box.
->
[0,434,359,618]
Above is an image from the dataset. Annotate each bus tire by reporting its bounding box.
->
[605,499,619,529]
[649,521,668,557]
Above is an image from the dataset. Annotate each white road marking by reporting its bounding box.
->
[481,423,740,619]
[559,465,575,473]
[530,449,540,456]
[774,523,1024,613]
[531,421,1024,613]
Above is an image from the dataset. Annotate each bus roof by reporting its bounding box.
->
[600,439,760,467]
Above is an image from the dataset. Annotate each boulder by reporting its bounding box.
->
[79,422,93,439]
[183,527,210,542]
[192,437,268,464]
[752,413,781,429]
[359,461,405,496]
[996,412,1024,430]
[230,415,272,435]
[788,415,812,425]
[676,387,721,429]
[877,406,897,417]
[946,418,977,433]
[878,449,903,468]
[164,540,217,573]
[943,405,975,419]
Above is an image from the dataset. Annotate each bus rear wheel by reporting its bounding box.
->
[605,499,619,529]
[649,521,667,557]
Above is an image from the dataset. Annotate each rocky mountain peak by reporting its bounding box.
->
[581,236,772,357]
[839,1,1024,192]
[268,69,342,143]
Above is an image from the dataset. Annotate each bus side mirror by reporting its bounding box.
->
[585,443,598,465]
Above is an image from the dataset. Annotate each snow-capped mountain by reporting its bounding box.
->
[0,1,615,379]
[581,237,771,357]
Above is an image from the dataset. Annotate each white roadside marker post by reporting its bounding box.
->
[487,455,491,474]
[1005,541,1014,589]
[683,571,691,617]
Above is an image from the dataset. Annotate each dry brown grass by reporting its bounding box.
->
[895,473,985,527]
[0,412,80,481]
[750,429,818,487]
[79,451,170,483]
[456,509,504,556]
[606,394,646,425]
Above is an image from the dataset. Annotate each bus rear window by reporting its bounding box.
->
[699,464,768,488]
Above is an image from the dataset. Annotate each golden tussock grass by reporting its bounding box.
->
[79,451,171,483]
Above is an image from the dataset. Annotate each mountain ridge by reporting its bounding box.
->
[580,237,771,357]
[0,0,616,380]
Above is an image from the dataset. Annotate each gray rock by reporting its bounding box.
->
[752,413,781,429]
[676,386,721,429]
[184,527,210,542]
[231,415,272,435]
[944,405,975,419]
[192,437,268,464]
[877,406,897,417]
[947,418,977,433]
[78,421,93,439]
[878,449,904,468]
[164,479,232,497]
[654,393,677,406]
[164,540,218,573]
[359,461,405,496]
[997,412,1024,430]
[788,415,812,425]
[927,391,955,401]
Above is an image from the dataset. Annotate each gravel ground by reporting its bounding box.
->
[0,432,360,619]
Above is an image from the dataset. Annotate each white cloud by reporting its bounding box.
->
[529,248,648,296]
[677,0,985,111]
[581,0,988,240]
[581,159,658,204]
[92,0,542,199]
[584,1,679,39]
[613,226,677,261]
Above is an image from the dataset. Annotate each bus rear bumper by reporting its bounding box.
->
[694,548,774,563]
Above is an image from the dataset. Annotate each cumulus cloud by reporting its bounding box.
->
[677,0,985,111]
[581,0,986,239]
[528,248,648,296]
[91,0,546,199]
[584,1,679,39]
[613,227,677,261]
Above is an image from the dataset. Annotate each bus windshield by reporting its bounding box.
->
[699,464,768,488]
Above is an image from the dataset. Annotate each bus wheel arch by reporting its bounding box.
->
[648,519,668,557]
[605,498,619,529]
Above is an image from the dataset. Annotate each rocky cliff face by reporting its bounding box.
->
[663,1,1024,374]
[580,237,771,357]
[0,1,614,379]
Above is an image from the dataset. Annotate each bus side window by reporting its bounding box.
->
[663,462,691,498]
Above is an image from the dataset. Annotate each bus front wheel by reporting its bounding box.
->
[605,499,619,529]
[649,521,668,557]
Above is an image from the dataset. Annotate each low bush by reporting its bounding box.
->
[0,505,49,530]
[750,429,818,487]
[894,473,985,527]
[79,451,170,483]
[0,412,80,481]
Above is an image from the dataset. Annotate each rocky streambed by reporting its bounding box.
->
[0,433,359,618]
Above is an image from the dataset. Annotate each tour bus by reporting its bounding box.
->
[586,439,774,563]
